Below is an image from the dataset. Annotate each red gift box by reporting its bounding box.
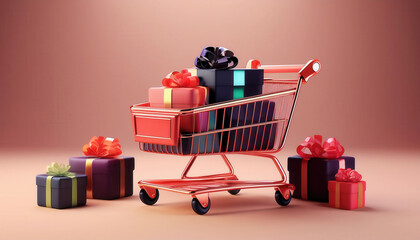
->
[148,70,209,133]
[328,169,366,210]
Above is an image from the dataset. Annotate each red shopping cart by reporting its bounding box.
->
[130,59,321,214]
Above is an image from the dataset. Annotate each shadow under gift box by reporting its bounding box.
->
[222,101,277,152]
[287,156,355,202]
[36,174,87,209]
[69,157,135,200]
[328,180,366,210]
[149,87,208,133]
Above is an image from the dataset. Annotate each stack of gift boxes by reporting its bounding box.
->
[36,136,135,209]
[144,46,275,154]
[288,135,366,210]
[36,46,366,210]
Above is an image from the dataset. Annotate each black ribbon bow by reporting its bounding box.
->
[194,46,238,70]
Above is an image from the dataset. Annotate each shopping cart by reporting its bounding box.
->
[130,59,321,214]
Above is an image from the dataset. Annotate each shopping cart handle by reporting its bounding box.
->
[246,59,321,82]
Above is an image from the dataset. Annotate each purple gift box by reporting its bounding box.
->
[69,156,135,200]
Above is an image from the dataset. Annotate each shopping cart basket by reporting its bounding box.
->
[130,59,321,214]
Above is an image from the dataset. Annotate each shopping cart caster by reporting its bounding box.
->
[191,197,211,215]
[228,189,241,195]
[275,190,292,206]
[139,188,159,205]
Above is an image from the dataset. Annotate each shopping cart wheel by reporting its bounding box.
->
[139,188,159,205]
[191,197,211,215]
[275,190,292,206]
[228,189,241,195]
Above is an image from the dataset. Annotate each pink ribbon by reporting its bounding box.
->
[162,69,199,88]
[335,168,362,182]
[296,135,344,159]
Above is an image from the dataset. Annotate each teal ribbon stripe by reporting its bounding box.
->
[233,70,245,99]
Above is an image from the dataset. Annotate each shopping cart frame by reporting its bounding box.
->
[131,59,321,214]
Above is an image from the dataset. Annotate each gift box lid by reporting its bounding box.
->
[36,174,87,188]
[69,156,135,175]
[196,69,263,86]
[328,181,366,193]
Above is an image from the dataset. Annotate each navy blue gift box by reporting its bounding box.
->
[196,69,264,103]
[36,174,87,209]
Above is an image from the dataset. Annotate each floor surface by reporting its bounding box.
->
[0,148,418,240]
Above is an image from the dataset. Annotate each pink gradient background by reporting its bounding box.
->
[1,0,419,152]
[1,1,419,240]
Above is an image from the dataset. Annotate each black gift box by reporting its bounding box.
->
[287,156,355,202]
[144,133,221,155]
[196,69,264,103]
[36,174,87,209]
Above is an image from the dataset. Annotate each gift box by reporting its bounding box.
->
[192,46,261,103]
[328,169,366,210]
[36,163,87,209]
[144,133,221,155]
[190,68,264,103]
[223,101,277,152]
[149,70,209,133]
[36,174,87,209]
[287,135,355,202]
[69,137,135,200]
[69,156,135,200]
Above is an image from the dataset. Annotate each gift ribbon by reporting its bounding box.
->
[297,135,346,200]
[85,158,126,198]
[82,136,122,158]
[162,70,199,88]
[85,158,94,199]
[46,176,52,207]
[334,182,364,209]
[194,46,238,70]
[45,176,77,208]
[233,70,245,99]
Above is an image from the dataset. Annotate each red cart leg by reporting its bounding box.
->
[181,154,238,181]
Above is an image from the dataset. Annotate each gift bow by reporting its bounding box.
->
[296,135,344,159]
[194,46,238,70]
[162,69,199,88]
[335,168,362,182]
[82,136,122,158]
[46,162,74,177]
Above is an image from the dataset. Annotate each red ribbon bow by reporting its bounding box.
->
[296,135,344,159]
[82,136,122,158]
[335,168,362,182]
[162,69,199,88]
